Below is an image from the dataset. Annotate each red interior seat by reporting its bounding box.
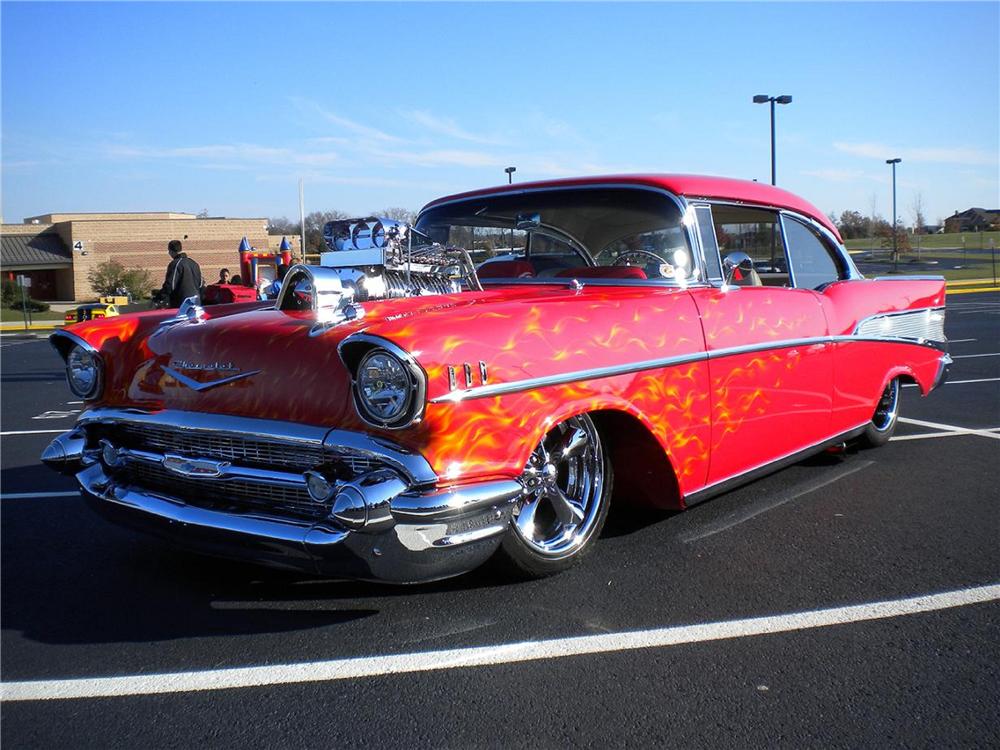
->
[477,260,535,279]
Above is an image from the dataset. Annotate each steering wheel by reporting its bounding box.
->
[614,250,664,267]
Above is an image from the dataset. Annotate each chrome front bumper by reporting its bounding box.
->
[42,416,524,583]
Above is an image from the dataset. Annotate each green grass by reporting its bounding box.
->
[0,308,65,322]
[845,231,1000,251]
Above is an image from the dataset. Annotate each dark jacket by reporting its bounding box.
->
[161,253,203,308]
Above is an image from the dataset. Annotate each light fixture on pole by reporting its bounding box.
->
[886,158,902,272]
[752,94,792,185]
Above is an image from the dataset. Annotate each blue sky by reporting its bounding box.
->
[2,2,997,225]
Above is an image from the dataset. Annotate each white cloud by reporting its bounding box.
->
[403,110,504,145]
[289,97,402,143]
[834,141,997,167]
[367,147,505,168]
[104,142,339,169]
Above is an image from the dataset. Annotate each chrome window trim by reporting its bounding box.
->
[776,212,800,288]
[337,333,429,431]
[780,210,862,287]
[416,182,707,288]
[690,203,724,283]
[431,324,947,403]
[695,199,862,286]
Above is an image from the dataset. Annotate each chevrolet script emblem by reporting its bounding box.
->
[162,454,230,478]
[163,360,261,391]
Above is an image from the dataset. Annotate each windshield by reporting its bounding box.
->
[416,187,696,283]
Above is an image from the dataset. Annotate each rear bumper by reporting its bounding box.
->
[46,423,524,583]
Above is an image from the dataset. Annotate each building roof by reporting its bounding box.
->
[23,211,197,223]
[421,173,841,240]
[1,232,72,268]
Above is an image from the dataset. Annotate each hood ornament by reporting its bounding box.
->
[163,361,261,391]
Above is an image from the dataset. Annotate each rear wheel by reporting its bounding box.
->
[495,414,612,578]
[858,377,901,447]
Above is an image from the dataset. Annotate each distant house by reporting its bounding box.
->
[944,208,1000,233]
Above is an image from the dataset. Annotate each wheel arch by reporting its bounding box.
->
[589,409,683,511]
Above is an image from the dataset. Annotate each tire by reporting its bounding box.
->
[858,377,901,448]
[494,414,612,579]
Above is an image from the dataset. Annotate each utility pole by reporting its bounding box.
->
[505,167,516,251]
[298,178,306,261]
[886,158,901,272]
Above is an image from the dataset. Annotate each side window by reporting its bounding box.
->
[783,216,843,290]
[694,205,723,282]
[711,205,789,286]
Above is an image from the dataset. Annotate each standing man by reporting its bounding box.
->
[160,239,203,308]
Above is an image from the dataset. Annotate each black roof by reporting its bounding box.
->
[0,232,72,268]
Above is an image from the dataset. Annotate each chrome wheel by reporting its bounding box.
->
[512,414,606,559]
[871,378,900,432]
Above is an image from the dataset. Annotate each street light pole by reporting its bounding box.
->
[886,158,901,272]
[753,94,792,185]
[505,167,517,251]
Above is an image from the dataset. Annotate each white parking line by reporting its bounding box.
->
[1,491,79,500]
[892,429,1000,442]
[897,417,1000,440]
[2,583,996,703]
[951,352,1000,359]
[903,377,1000,388]
[0,429,67,436]
[947,338,978,343]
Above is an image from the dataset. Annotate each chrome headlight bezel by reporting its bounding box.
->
[349,342,426,430]
[65,344,104,400]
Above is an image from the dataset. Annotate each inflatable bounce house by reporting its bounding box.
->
[203,237,295,304]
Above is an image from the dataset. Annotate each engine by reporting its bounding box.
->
[320,217,475,301]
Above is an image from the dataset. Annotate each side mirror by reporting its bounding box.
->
[722,251,754,286]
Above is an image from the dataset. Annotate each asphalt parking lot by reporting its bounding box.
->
[1,293,998,748]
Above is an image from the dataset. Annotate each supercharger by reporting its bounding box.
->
[320,217,480,301]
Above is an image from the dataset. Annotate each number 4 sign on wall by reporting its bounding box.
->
[73,240,85,252]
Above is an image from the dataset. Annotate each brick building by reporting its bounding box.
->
[1,212,300,301]
[943,208,1000,233]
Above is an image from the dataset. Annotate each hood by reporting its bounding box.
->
[79,283,693,430]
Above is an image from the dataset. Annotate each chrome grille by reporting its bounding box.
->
[124,462,326,522]
[115,424,324,470]
[90,418,396,523]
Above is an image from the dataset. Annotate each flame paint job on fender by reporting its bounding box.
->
[60,266,945,508]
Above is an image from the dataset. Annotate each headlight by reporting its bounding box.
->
[354,347,422,428]
[65,345,103,399]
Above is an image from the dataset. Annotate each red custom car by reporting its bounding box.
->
[42,175,950,582]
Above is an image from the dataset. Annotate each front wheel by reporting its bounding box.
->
[494,414,612,578]
[858,377,901,448]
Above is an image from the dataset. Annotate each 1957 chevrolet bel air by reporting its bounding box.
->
[41,175,950,582]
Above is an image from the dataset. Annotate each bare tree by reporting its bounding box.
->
[373,207,418,224]
[910,192,927,234]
